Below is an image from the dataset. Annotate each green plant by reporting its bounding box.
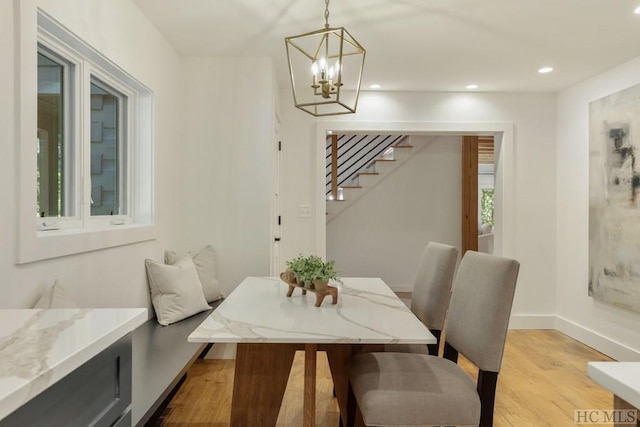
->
[481,188,495,226]
[286,254,340,289]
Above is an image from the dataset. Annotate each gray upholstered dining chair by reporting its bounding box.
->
[348,251,520,427]
[385,242,458,356]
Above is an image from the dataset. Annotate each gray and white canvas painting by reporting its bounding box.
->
[589,83,640,313]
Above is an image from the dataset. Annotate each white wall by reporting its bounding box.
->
[279,91,558,326]
[557,57,640,361]
[2,1,277,310]
[327,135,462,291]
[180,57,275,297]
[1,0,183,311]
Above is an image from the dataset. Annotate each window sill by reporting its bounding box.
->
[18,223,156,264]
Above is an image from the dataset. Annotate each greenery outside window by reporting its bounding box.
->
[481,188,494,226]
[37,49,75,218]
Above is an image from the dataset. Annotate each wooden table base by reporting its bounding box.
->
[230,342,385,427]
[230,343,301,426]
[304,344,317,427]
[614,395,640,427]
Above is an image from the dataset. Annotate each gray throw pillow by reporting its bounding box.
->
[145,256,211,326]
[165,244,223,303]
[33,280,78,308]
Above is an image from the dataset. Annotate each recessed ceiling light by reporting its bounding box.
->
[466,84,478,90]
[369,84,381,89]
[634,6,640,14]
[538,67,554,74]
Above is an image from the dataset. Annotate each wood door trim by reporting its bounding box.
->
[462,136,479,253]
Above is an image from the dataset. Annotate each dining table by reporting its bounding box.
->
[188,276,436,426]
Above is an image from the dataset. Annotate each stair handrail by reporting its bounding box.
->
[326,134,406,196]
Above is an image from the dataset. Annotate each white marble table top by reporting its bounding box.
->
[0,308,147,421]
[189,276,436,345]
[588,362,640,409]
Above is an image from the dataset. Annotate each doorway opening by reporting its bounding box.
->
[313,122,514,273]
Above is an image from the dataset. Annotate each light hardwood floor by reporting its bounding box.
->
[157,330,615,426]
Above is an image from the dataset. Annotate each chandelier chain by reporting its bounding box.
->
[324,0,330,28]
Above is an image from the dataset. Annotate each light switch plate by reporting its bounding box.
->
[298,205,312,218]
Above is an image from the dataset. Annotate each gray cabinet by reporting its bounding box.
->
[1,334,132,427]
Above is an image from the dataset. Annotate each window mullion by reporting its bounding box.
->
[67,54,81,220]
[81,62,92,227]
[117,88,125,217]
[123,94,133,220]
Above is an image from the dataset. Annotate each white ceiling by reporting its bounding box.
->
[133,0,640,92]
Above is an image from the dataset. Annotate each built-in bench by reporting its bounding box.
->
[131,300,223,426]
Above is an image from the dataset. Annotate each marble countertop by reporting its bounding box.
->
[588,362,640,408]
[0,308,147,421]
[189,276,436,345]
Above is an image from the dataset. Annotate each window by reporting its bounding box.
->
[17,9,155,263]
[90,79,127,217]
[37,49,75,218]
[36,38,137,228]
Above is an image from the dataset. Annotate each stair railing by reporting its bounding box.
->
[326,134,405,198]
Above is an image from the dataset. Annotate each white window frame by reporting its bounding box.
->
[86,73,133,225]
[17,7,155,264]
[36,43,81,225]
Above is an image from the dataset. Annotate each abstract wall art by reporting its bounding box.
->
[589,83,640,313]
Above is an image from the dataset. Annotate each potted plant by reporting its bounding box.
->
[285,254,340,291]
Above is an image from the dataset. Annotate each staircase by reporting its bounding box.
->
[326,134,417,222]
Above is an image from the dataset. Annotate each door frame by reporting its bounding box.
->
[314,121,515,258]
[270,111,282,276]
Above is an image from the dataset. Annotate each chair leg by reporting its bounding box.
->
[346,381,368,427]
[355,406,366,427]
[427,329,442,356]
[477,370,499,427]
[346,382,356,427]
[443,342,458,363]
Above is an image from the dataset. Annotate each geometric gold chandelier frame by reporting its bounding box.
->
[285,0,366,116]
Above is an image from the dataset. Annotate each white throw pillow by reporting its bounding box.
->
[165,244,223,303]
[33,280,78,309]
[145,256,211,326]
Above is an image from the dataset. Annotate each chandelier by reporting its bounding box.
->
[285,0,366,117]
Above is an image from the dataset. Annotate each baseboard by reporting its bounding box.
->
[204,343,237,360]
[556,316,640,361]
[389,284,413,293]
[508,314,556,329]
